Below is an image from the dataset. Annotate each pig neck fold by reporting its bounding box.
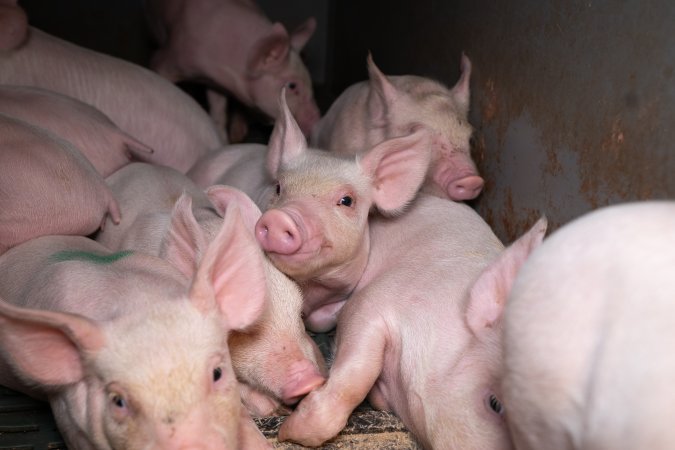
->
[299,230,372,331]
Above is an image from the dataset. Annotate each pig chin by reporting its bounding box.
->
[265,241,331,280]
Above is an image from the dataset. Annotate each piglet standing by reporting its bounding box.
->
[96,162,326,416]
[0,85,154,177]
[502,201,675,450]
[145,0,321,138]
[255,90,433,332]
[0,113,120,255]
[311,53,484,201]
[0,205,272,449]
[0,26,224,173]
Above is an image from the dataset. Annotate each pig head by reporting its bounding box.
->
[311,53,483,202]
[145,0,320,137]
[97,163,326,416]
[255,90,432,332]
[0,113,120,255]
[277,195,547,449]
[0,205,272,449]
[503,201,675,450]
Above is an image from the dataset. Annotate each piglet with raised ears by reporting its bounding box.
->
[255,89,432,332]
[311,53,484,202]
[97,162,326,416]
[0,202,272,450]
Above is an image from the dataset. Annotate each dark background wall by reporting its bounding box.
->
[17,0,675,242]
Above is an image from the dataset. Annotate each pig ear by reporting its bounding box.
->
[451,53,472,114]
[247,22,290,76]
[290,17,316,51]
[266,88,308,176]
[205,185,262,231]
[466,217,548,336]
[366,52,398,128]
[358,127,432,215]
[0,298,105,387]
[189,203,267,331]
[160,193,208,280]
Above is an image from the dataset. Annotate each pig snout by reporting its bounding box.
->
[255,209,303,255]
[155,408,234,450]
[446,175,484,201]
[281,360,326,405]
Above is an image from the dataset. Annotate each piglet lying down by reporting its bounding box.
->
[0,203,273,449]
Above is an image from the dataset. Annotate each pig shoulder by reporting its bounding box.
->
[503,201,675,450]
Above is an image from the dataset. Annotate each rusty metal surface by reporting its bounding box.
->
[332,0,675,243]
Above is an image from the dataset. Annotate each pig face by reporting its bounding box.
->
[247,19,321,136]
[257,153,373,280]
[0,202,270,449]
[255,90,431,282]
[366,53,484,201]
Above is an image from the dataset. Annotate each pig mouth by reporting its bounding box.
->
[266,238,333,274]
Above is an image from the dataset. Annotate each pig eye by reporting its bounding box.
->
[487,394,504,416]
[287,81,297,91]
[213,367,223,382]
[275,182,281,195]
[338,195,353,207]
[110,393,127,410]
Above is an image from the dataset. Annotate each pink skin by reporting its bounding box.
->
[0,206,272,449]
[255,90,432,333]
[0,26,223,173]
[0,113,120,256]
[0,85,154,177]
[503,202,675,450]
[0,0,27,50]
[277,196,546,449]
[145,0,320,138]
[311,52,483,201]
[96,163,326,415]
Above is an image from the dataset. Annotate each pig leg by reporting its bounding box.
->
[278,300,387,447]
[238,407,273,450]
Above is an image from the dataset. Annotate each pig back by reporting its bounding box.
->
[503,201,675,450]
[0,27,223,172]
[0,114,120,253]
[0,235,187,322]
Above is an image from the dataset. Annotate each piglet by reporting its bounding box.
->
[277,196,546,449]
[145,0,320,138]
[255,91,432,332]
[503,201,675,450]
[311,53,484,201]
[0,85,154,177]
[0,26,224,172]
[97,162,326,416]
[0,113,120,255]
[187,143,273,208]
[0,206,272,449]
